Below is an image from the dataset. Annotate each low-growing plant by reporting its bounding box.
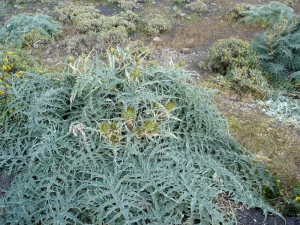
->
[0,48,279,224]
[199,38,267,98]
[199,38,258,75]
[144,13,172,35]
[108,0,137,10]
[0,47,46,125]
[226,3,252,22]
[0,14,62,47]
[185,0,208,13]
[255,92,300,127]
[173,0,191,5]
[54,4,138,34]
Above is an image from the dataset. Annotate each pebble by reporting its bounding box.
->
[153,37,162,42]
[181,48,190,54]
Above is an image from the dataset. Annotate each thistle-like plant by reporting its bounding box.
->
[244,2,300,89]
[0,14,62,47]
[0,48,279,224]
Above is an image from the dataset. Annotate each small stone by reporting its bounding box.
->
[178,12,186,17]
[153,37,162,42]
[173,6,178,11]
[181,48,190,54]
[33,43,39,49]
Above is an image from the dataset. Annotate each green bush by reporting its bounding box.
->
[144,14,172,35]
[185,0,208,13]
[0,14,62,47]
[199,38,258,74]
[199,38,267,98]
[0,48,278,224]
[226,3,252,21]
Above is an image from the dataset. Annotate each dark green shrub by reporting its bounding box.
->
[247,2,300,89]
[0,48,278,224]
[0,14,62,47]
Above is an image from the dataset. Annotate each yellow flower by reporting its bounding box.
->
[39,70,44,74]
[5,83,9,87]
[0,90,4,95]
[7,51,12,55]
[2,65,7,70]
[9,109,13,114]
[3,58,8,62]
[296,196,300,201]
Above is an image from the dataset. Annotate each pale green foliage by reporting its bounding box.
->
[108,0,137,10]
[0,14,62,47]
[107,0,151,10]
[54,4,138,54]
[54,4,138,34]
[255,92,300,127]
[0,48,277,224]
[227,3,252,21]
[185,0,208,13]
[240,1,296,27]
[144,14,172,35]
[228,67,268,99]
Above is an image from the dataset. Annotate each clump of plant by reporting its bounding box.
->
[0,14,62,47]
[173,0,191,4]
[240,1,296,28]
[54,4,139,55]
[226,3,252,21]
[241,2,300,90]
[54,4,138,34]
[14,0,52,3]
[263,179,300,216]
[144,13,172,35]
[255,92,300,127]
[108,0,137,10]
[0,47,46,124]
[185,0,208,13]
[199,37,268,98]
[0,48,278,224]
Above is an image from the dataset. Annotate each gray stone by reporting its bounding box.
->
[181,48,190,54]
[153,37,162,42]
